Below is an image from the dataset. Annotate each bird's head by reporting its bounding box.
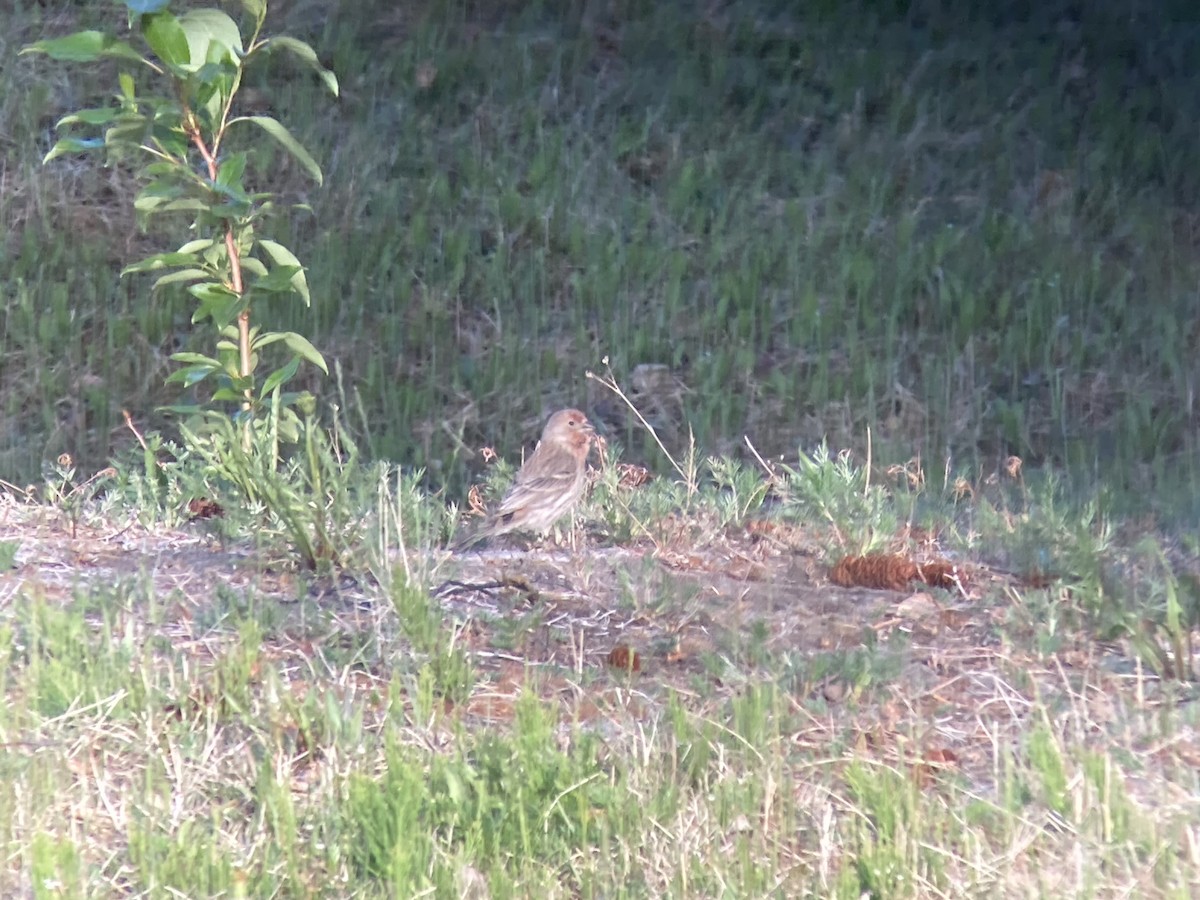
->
[543,408,595,451]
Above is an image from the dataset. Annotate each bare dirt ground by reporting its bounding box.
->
[3,497,1174,808]
[436,530,1166,799]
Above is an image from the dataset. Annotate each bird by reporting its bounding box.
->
[452,408,595,551]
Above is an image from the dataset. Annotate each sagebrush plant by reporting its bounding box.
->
[39,453,114,539]
[22,0,335,432]
[779,443,895,552]
[707,455,771,525]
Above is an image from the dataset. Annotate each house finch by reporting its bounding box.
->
[453,408,595,550]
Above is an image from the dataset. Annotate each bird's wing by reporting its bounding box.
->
[494,448,577,515]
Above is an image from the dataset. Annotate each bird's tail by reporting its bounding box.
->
[449,525,488,552]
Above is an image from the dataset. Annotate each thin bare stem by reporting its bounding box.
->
[185,112,252,413]
[743,435,780,485]
[585,364,696,494]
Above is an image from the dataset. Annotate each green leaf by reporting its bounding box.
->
[240,257,268,278]
[282,332,328,374]
[43,138,104,164]
[106,119,149,146]
[141,11,190,68]
[135,176,184,199]
[216,152,247,188]
[23,31,107,61]
[119,72,136,100]
[166,355,222,388]
[133,181,184,212]
[56,107,119,127]
[191,62,235,124]
[249,332,326,374]
[260,357,301,397]
[207,200,252,218]
[179,9,243,69]
[122,251,203,274]
[178,238,216,255]
[189,282,242,329]
[249,332,286,349]
[231,116,322,185]
[166,366,217,388]
[170,352,222,367]
[159,199,209,213]
[152,268,211,290]
[260,36,339,97]
[193,60,236,89]
[202,243,229,269]
[106,42,150,66]
[256,239,310,303]
[22,31,146,65]
[141,161,177,177]
[250,265,303,294]
[148,117,188,158]
[189,282,238,303]
[212,182,252,208]
[226,368,254,389]
[150,102,186,127]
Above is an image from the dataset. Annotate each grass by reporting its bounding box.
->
[3,432,1200,895]
[3,0,1199,511]
[3,0,1200,896]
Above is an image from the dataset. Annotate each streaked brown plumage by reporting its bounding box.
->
[452,408,595,550]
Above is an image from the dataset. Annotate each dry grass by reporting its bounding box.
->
[3,479,1199,895]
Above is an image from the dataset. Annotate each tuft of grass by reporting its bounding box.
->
[344,687,627,893]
